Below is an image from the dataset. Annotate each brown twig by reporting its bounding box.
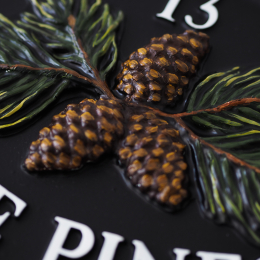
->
[76,38,116,100]
[68,15,116,100]
[128,99,260,173]
[0,14,119,100]
[68,14,76,29]
[9,15,260,173]
[173,97,260,118]
[128,97,260,119]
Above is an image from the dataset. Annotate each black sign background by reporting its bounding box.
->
[0,0,260,259]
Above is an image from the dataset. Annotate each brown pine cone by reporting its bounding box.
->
[117,108,188,208]
[25,96,124,171]
[116,30,209,104]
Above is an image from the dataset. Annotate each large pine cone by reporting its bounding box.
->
[25,97,188,208]
[116,30,209,104]
[118,108,188,208]
[25,97,124,171]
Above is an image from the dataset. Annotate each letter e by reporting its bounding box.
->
[0,185,27,238]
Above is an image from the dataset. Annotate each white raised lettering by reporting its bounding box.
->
[156,0,181,22]
[185,0,219,29]
[173,248,191,260]
[196,251,242,260]
[43,216,95,260]
[132,240,155,260]
[97,232,124,260]
[0,185,26,238]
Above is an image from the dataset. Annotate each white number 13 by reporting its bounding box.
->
[157,0,220,30]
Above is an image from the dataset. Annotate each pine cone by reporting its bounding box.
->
[118,108,188,208]
[116,30,209,104]
[25,96,124,171]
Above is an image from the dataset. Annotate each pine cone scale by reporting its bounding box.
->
[117,107,188,209]
[116,30,209,105]
[25,97,125,171]
[24,30,209,211]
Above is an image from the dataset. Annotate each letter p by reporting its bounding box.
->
[43,216,95,260]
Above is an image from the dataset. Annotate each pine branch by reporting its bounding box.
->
[187,67,260,112]
[0,0,123,131]
[128,98,260,121]
[176,118,260,174]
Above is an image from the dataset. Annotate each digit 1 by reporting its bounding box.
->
[185,0,219,29]
[156,0,182,22]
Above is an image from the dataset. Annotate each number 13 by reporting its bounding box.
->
[157,0,219,29]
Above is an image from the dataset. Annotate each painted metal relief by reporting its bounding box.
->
[0,0,123,132]
[0,0,260,250]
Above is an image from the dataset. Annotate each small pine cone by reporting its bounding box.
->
[117,108,188,209]
[25,96,124,171]
[116,30,209,104]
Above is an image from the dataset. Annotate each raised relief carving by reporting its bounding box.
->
[196,251,241,260]
[173,248,191,260]
[174,249,242,260]
[97,232,124,260]
[0,185,26,239]
[157,0,219,29]
[43,217,245,260]
[132,240,155,260]
[43,217,95,260]
[0,0,259,252]
[44,217,155,260]
[185,0,219,29]
[156,0,181,22]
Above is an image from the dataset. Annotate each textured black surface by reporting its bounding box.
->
[1,0,260,259]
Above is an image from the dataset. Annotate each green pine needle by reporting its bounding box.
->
[0,0,123,131]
